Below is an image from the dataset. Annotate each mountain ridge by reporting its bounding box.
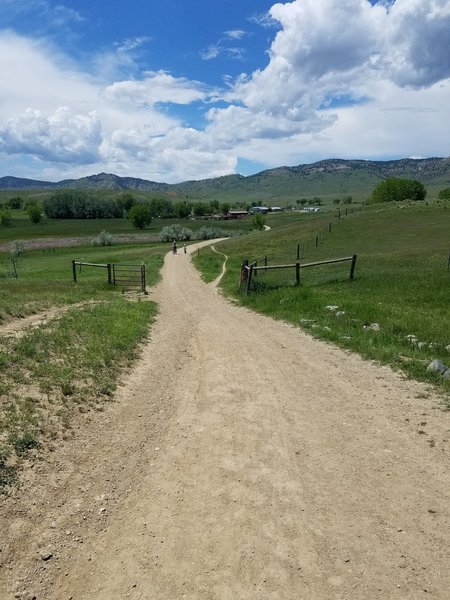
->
[1,157,449,200]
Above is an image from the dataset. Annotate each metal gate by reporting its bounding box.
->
[112,263,146,293]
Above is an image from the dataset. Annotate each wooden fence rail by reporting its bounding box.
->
[241,255,357,293]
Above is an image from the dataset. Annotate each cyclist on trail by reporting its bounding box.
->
[172,240,177,254]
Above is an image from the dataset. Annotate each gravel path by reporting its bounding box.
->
[1,241,449,599]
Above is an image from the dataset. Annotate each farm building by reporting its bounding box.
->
[226,210,249,219]
[249,206,269,214]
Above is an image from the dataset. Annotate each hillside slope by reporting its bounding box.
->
[1,157,449,201]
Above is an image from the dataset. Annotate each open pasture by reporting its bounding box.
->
[194,200,450,399]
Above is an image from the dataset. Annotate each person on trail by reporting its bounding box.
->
[172,240,177,254]
[183,244,187,254]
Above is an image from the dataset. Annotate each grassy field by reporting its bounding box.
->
[0,211,252,243]
[193,200,450,402]
[0,242,166,490]
[0,243,165,320]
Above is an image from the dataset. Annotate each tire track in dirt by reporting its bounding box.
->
[0,301,104,338]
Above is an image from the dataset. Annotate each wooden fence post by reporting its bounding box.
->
[295,262,300,286]
[72,260,77,283]
[240,259,249,288]
[141,263,147,294]
[107,263,112,285]
[315,235,319,247]
[246,264,254,294]
[329,222,332,233]
[297,244,300,260]
[350,254,357,279]
[11,258,18,279]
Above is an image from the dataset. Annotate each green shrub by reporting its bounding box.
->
[7,196,23,209]
[10,240,25,258]
[92,230,115,246]
[368,178,426,204]
[10,432,39,456]
[438,188,450,200]
[27,205,42,224]
[128,204,152,229]
[0,209,12,227]
[160,224,193,242]
[252,213,266,231]
[196,226,229,240]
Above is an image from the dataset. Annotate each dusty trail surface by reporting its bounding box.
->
[1,243,449,599]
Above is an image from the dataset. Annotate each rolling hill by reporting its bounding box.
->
[1,157,449,202]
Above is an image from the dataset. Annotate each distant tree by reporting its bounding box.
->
[27,204,42,224]
[221,202,230,216]
[343,195,353,204]
[149,197,174,218]
[313,196,322,205]
[209,199,219,212]
[7,196,23,210]
[193,202,207,217]
[333,198,341,204]
[0,209,12,227]
[128,204,152,229]
[369,178,426,204]
[43,190,122,219]
[252,213,265,231]
[174,200,191,218]
[300,199,307,206]
[438,188,450,200]
[116,192,135,214]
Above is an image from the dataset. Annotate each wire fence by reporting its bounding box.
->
[240,206,363,292]
[242,255,357,293]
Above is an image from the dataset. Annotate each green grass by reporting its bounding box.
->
[0,297,157,491]
[0,243,164,321]
[0,212,252,243]
[194,246,227,283]
[0,240,169,491]
[194,200,450,402]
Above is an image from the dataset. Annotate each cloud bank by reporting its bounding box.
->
[0,0,449,182]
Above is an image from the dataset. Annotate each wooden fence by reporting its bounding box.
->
[241,255,357,294]
[72,260,147,293]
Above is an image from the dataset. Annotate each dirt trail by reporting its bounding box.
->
[0,301,102,338]
[1,243,449,599]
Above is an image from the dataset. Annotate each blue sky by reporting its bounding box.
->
[0,0,449,183]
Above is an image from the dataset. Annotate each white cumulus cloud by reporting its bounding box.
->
[1,1,450,182]
[103,71,208,107]
[0,107,102,163]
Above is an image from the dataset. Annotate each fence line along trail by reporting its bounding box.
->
[1,241,449,599]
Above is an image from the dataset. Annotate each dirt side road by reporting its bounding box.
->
[1,244,449,599]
